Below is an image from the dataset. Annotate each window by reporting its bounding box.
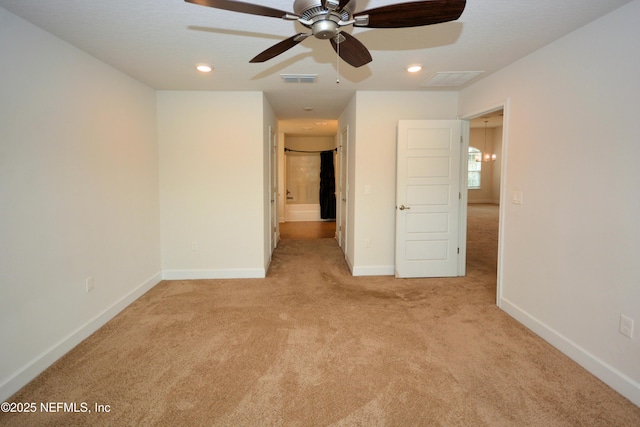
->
[468,147,481,189]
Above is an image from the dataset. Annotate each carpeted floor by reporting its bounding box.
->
[2,205,639,426]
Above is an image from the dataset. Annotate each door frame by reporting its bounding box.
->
[460,99,510,307]
[268,126,278,255]
[338,126,349,255]
[458,119,470,276]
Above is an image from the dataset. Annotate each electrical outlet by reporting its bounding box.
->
[86,276,94,293]
[619,315,634,339]
[191,241,198,251]
[364,238,371,248]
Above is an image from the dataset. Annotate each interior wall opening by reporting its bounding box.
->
[279,133,338,240]
[466,108,504,297]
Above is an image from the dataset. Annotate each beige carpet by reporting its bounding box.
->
[3,205,639,426]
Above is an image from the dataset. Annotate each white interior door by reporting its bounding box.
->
[395,120,462,278]
[338,126,348,253]
[269,127,278,252]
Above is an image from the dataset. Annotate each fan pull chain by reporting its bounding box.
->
[336,34,340,84]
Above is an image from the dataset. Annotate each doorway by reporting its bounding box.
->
[279,133,338,240]
[463,105,507,304]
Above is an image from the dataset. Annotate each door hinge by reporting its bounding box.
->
[459,192,461,200]
[460,135,463,144]
[457,247,460,254]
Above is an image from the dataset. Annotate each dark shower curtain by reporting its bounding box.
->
[319,150,336,220]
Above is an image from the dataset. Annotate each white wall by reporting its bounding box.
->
[349,92,459,275]
[459,0,640,405]
[157,91,267,279]
[0,8,161,400]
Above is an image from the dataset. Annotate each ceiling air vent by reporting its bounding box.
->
[421,71,484,87]
[280,74,318,83]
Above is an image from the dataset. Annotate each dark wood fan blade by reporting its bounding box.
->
[185,0,292,19]
[330,32,372,68]
[338,0,351,11]
[355,0,466,28]
[250,34,308,63]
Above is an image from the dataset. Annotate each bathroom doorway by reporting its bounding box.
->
[280,134,337,239]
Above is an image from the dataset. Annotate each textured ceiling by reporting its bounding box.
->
[0,0,632,134]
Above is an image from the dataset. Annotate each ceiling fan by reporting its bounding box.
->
[185,0,466,67]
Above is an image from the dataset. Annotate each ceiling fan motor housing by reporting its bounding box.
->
[312,19,338,39]
[294,0,354,39]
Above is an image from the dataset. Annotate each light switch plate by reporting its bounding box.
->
[620,315,634,338]
[512,190,523,205]
[86,276,94,292]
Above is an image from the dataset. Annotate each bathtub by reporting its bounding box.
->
[284,203,321,222]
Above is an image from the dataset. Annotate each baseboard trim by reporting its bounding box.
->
[500,297,640,407]
[351,265,395,277]
[0,271,162,402]
[162,268,265,280]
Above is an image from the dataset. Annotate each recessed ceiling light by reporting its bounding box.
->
[303,106,313,111]
[407,64,423,73]
[196,64,212,73]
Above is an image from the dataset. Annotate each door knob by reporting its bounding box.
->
[399,205,410,210]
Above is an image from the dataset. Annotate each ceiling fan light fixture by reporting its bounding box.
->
[195,64,212,73]
[407,64,423,73]
[186,0,467,68]
[312,19,339,39]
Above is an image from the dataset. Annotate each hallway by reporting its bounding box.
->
[279,220,336,239]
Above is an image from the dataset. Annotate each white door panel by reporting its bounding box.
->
[406,212,449,233]
[396,120,462,278]
[406,185,450,205]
